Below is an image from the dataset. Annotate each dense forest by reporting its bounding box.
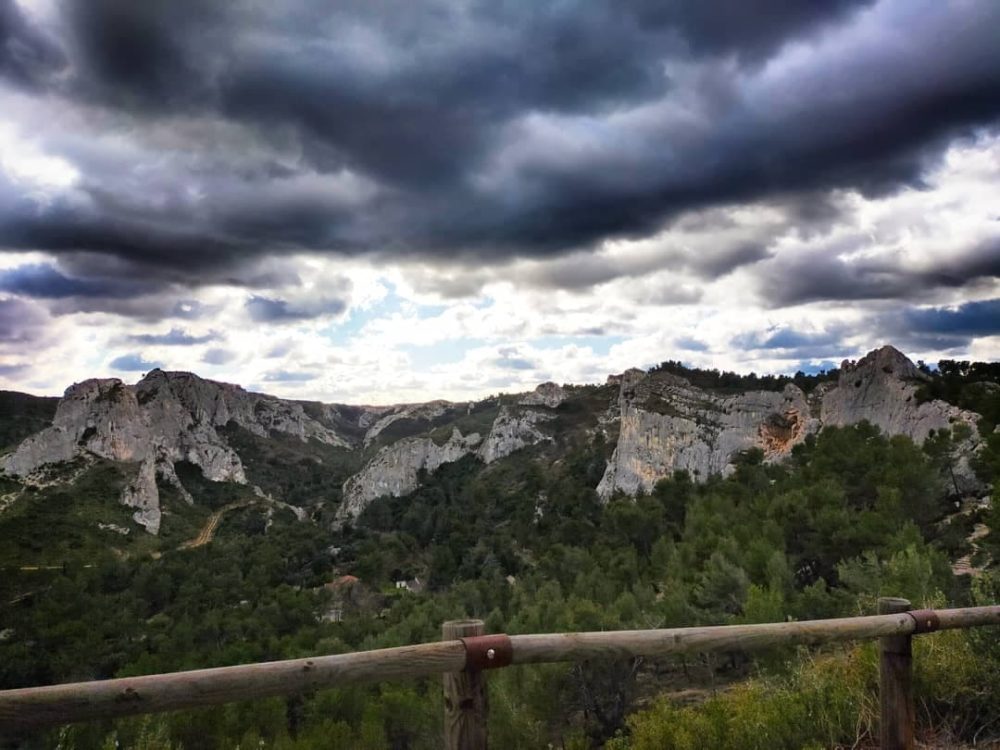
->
[1,361,999,749]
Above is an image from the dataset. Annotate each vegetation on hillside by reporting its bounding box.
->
[649,361,840,394]
[0,391,58,452]
[0,360,998,748]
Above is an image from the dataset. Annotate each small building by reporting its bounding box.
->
[394,577,424,594]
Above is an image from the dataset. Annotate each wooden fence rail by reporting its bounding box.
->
[1,599,998,749]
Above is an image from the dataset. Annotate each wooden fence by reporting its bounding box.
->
[1,598,998,749]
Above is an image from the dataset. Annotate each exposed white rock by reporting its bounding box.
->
[97,522,130,535]
[121,455,161,534]
[597,371,815,498]
[363,400,455,446]
[820,346,978,444]
[2,379,149,476]
[0,370,358,532]
[519,382,567,408]
[339,429,482,520]
[478,406,553,463]
[137,370,349,448]
[597,346,982,499]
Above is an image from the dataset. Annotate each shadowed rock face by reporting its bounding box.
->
[596,346,981,499]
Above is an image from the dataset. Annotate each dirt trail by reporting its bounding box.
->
[179,501,251,550]
[952,522,989,577]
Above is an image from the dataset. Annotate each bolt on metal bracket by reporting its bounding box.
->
[907,609,940,634]
[460,634,513,670]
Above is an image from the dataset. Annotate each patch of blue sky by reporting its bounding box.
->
[789,360,839,375]
[320,285,450,346]
[530,334,625,356]
[320,290,403,345]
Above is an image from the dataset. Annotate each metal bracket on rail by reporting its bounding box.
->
[460,634,513,670]
[907,609,940,634]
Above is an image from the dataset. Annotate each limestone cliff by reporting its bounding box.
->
[478,406,554,464]
[337,405,556,520]
[1,370,361,532]
[338,429,483,521]
[597,346,981,499]
[820,346,978,443]
[362,400,455,446]
[597,370,815,497]
[519,382,567,408]
[1,344,988,531]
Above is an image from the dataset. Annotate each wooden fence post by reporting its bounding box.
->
[442,619,488,750]
[878,597,914,750]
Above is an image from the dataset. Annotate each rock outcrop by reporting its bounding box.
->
[362,400,455,446]
[338,405,558,520]
[597,370,816,498]
[1,345,986,529]
[478,406,554,464]
[519,382,567,408]
[121,455,161,533]
[1,370,361,533]
[820,346,978,443]
[338,429,483,521]
[597,346,981,499]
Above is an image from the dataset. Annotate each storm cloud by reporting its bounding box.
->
[0,0,998,400]
[0,0,996,287]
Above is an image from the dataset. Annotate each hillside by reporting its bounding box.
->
[0,345,998,748]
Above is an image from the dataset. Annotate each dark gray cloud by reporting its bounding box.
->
[0,263,158,298]
[758,235,1000,306]
[0,0,997,314]
[0,0,65,88]
[675,337,709,352]
[127,328,218,346]
[0,362,29,377]
[902,298,1000,338]
[0,298,47,343]
[494,347,537,371]
[109,353,162,371]
[245,295,348,323]
[731,326,854,361]
[202,347,238,365]
[493,357,536,371]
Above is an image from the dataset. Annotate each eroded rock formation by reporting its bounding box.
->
[596,346,981,499]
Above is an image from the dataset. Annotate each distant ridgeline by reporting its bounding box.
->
[0,345,995,541]
[1,345,1000,748]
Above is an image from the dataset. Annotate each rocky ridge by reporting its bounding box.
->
[1,370,359,533]
[597,346,981,499]
[0,346,987,533]
[337,405,557,520]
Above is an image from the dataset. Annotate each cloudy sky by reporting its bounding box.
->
[0,0,998,403]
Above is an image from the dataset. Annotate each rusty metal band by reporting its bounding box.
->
[907,609,940,634]
[460,634,513,670]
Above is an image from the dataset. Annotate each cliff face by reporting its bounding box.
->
[596,346,981,499]
[819,346,977,443]
[1,370,363,533]
[338,428,484,521]
[597,370,816,497]
[337,405,556,520]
